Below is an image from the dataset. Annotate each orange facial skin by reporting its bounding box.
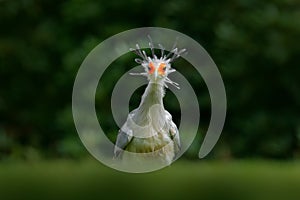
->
[158,63,166,75]
[148,62,155,74]
[148,62,167,76]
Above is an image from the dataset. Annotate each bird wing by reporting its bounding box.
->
[114,128,133,158]
[169,120,181,154]
[165,111,181,154]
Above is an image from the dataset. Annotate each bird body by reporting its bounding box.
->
[114,38,185,166]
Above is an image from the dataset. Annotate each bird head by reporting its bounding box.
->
[130,36,186,89]
[141,57,171,82]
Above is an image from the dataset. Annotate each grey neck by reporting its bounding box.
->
[133,82,165,125]
[138,82,165,109]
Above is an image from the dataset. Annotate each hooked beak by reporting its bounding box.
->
[154,68,158,81]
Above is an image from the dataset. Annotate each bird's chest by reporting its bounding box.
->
[126,132,172,153]
[124,105,172,154]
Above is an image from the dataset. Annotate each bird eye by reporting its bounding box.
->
[158,63,167,75]
[148,62,155,74]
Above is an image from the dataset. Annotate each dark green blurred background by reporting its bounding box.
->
[0,0,300,199]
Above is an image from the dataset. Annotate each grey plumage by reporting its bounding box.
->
[114,38,184,165]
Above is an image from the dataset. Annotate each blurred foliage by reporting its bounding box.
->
[0,0,299,160]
